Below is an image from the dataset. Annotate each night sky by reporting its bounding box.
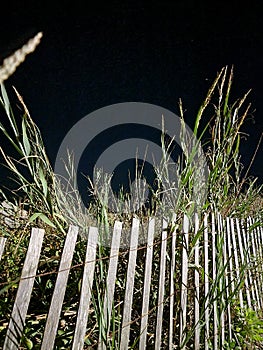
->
[0,2,262,194]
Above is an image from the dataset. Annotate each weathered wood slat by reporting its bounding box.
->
[226,218,234,296]
[0,236,7,261]
[194,213,200,350]
[257,222,263,257]
[259,224,263,257]
[252,217,260,255]
[236,218,251,308]
[72,226,98,350]
[120,218,139,350]
[211,212,218,350]
[224,216,232,340]
[41,225,79,350]
[98,220,122,350]
[241,218,257,310]
[179,214,189,349]
[256,219,263,260]
[3,228,44,350]
[217,213,225,346]
[155,218,168,350]
[203,213,209,350]
[252,218,263,307]
[230,218,243,308]
[139,217,155,350]
[255,221,263,306]
[247,217,261,310]
[169,213,177,350]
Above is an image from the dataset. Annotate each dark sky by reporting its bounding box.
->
[0,1,262,190]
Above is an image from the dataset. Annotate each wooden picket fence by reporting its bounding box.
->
[0,212,263,349]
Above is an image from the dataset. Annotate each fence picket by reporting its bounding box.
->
[259,224,263,257]
[252,217,263,307]
[120,218,140,350]
[222,216,232,340]
[211,212,218,349]
[179,214,189,349]
[247,217,261,310]
[41,225,79,350]
[139,217,155,350]
[0,236,7,261]
[169,213,177,350]
[98,220,122,350]
[255,221,263,307]
[3,228,44,350]
[230,218,244,308]
[236,218,251,308]
[256,219,263,258]
[217,213,225,346]
[226,218,234,297]
[259,223,263,308]
[155,218,168,350]
[72,226,98,350]
[194,213,200,350]
[204,213,209,350]
[241,218,257,310]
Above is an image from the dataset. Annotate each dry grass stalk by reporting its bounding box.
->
[0,32,43,84]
